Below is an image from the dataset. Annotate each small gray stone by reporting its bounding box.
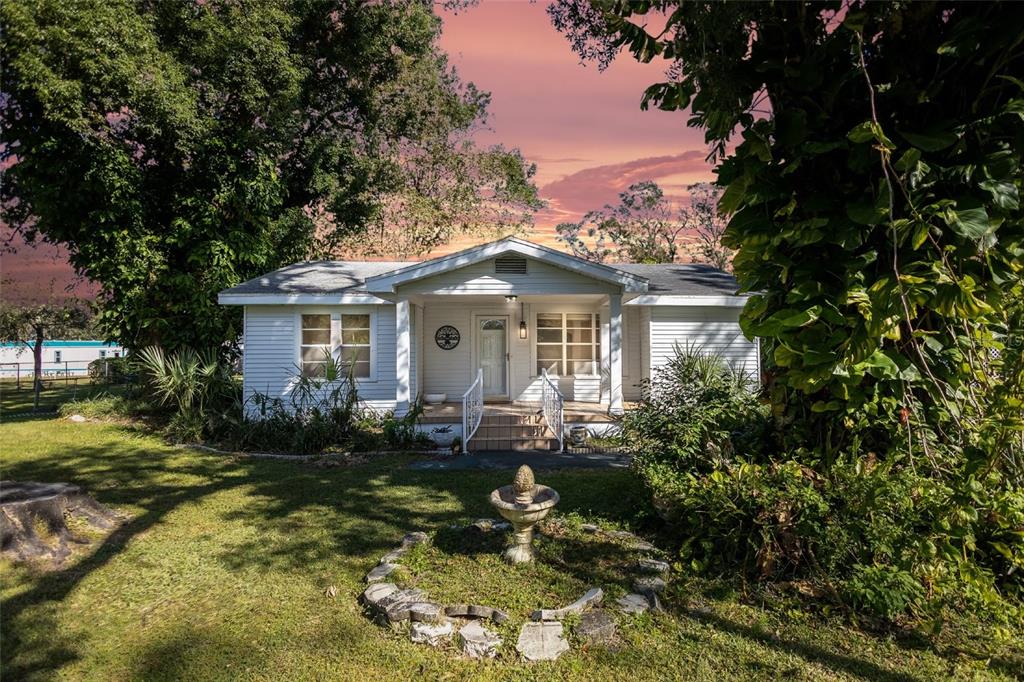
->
[530,587,603,621]
[628,540,658,552]
[516,621,570,662]
[68,414,88,423]
[492,521,512,531]
[380,548,407,564]
[376,588,428,623]
[409,602,445,623]
[445,604,509,624]
[459,620,502,659]
[411,620,453,647]
[634,576,667,595]
[616,593,650,614]
[637,558,671,574]
[361,582,399,606]
[576,609,617,645]
[580,523,599,533]
[365,562,400,583]
[401,531,430,548]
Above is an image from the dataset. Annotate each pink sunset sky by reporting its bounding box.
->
[1,1,713,302]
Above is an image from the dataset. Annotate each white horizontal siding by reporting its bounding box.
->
[397,258,617,296]
[242,305,400,415]
[648,306,759,380]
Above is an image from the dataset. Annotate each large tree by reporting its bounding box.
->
[1,0,539,351]
[550,1,1024,459]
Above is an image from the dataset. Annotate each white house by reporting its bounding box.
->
[218,237,758,452]
[0,340,125,378]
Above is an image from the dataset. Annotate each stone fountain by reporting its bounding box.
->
[489,465,559,564]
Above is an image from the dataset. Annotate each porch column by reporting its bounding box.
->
[609,293,624,415]
[396,298,411,415]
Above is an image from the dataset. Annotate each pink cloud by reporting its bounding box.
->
[539,150,712,218]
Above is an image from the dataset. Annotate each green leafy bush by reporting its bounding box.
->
[230,356,430,455]
[138,346,239,443]
[626,345,1024,630]
[87,357,134,384]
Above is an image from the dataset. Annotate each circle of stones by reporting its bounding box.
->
[358,519,672,661]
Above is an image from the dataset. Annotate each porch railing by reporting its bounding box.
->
[462,368,484,454]
[540,368,565,452]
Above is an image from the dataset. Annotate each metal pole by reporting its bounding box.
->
[16,364,20,390]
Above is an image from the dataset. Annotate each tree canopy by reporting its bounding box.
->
[555,180,730,267]
[1,0,540,351]
[551,0,1024,457]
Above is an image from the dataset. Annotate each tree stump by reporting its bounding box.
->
[0,481,121,564]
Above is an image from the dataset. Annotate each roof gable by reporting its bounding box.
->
[363,237,649,294]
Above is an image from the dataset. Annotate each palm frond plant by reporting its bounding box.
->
[138,346,237,442]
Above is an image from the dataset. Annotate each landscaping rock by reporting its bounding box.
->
[516,621,570,661]
[361,582,399,606]
[576,609,617,645]
[379,548,407,564]
[401,531,430,548]
[68,414,87,423]
[530,587,603,621]
[616,593,650,614]
[637,558,671,574]
[628,540,657,552]
[365,562,400,583]
[409,602,445,624]
[445,604,509,624]
[376,588,428,623]
[411,620,453,647]
[633,576,667,595]
[580,523,599,533]
[459,620,501,659]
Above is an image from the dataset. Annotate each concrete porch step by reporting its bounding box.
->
[474,424,552,439]
[468,436,559,452]
[478,414,546,426]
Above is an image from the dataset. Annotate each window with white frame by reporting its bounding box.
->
[300,312,373,379]
[54,350,62,363]
[338,313,371,378]
[300,314,332,377]
[99,350,107,359]
[536,312,601,377]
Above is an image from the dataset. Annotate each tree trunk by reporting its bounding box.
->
[0,481,121,564]
[32,327,44,412]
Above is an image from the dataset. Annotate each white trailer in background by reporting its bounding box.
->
[0,340,126,383]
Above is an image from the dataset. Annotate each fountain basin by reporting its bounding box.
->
[489,483,559,564]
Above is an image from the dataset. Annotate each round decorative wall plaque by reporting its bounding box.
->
[435,325,460,350]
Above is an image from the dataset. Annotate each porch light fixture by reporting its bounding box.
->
[519,302,528,339]
[505,295,518,303]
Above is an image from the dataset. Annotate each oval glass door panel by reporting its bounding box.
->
[478,317,507,398]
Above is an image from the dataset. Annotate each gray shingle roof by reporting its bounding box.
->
[224,261,412,295]
[616,263,740,296]
[220,259,740,297]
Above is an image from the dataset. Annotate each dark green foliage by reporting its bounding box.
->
[1,0,539,352]
[87,357,134,384]
[552,1,1024,629]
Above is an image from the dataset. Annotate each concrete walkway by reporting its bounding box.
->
[407,450,630,471]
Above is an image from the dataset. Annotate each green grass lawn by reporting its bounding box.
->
[0,379,129,416]
[2,416,1021,681]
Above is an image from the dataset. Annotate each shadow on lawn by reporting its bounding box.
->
[4,436,1015,680]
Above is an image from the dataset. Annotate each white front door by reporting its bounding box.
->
[478,316,508,399]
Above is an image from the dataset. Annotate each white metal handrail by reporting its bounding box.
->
[540,368,565,452]
[462,368,484,454]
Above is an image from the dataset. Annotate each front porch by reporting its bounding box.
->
[417,400,629,425]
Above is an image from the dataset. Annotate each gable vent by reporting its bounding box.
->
[494,256,528,275]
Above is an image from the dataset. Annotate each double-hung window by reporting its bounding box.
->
[300,314,332,377]
[300,312,373,379]
[536,313,601,377]
[338,314,371,378]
